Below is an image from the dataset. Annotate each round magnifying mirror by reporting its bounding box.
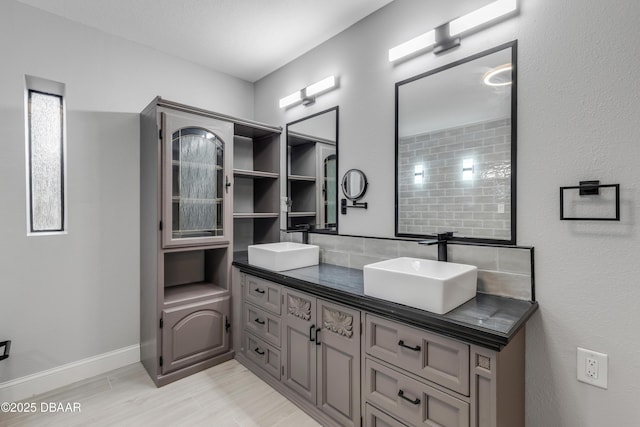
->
[342,169,368,201]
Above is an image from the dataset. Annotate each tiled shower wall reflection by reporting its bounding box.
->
[397,118,511,240]
[281,232,534,301]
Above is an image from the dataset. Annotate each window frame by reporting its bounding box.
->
[25,77,67,235]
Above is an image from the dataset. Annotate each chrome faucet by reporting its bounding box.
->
[418,231,456,262]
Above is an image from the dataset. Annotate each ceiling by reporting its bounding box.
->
[399,46,513,137]
[18,0,394,82]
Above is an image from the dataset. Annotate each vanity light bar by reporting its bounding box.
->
[279,91,302,108]
[449,0,517,36]
[388,30,436,62]
[279,76,337,108]
[388,0,517,62]
[305,76,336,97]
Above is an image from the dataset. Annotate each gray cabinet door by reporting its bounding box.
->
[282,288,317,404]
[160,109,233,249]
[316,299,361,427]
[161,296,229,375]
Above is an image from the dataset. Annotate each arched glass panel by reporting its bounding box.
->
[171,127,224,238]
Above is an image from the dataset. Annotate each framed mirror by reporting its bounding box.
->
[286,106,339,233]
[395,41,517,244]
[342,169,368,201]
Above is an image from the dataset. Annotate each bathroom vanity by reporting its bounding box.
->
[232,257,537,427]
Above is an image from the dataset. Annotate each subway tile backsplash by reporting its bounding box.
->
[281,231,534,301]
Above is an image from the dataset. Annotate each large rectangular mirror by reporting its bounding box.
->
[396,41,517,244]
[287,106,338,233]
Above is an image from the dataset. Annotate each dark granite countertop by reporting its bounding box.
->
[233,255,538,351]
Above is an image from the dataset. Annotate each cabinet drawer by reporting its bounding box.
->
[243,302,281,347]
[365,314,469,395]
[244,274,282,315]
[245,332,281,380]
[365,358,469,427]
[365,404,410,427]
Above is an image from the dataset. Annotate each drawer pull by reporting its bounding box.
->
[398,340,421,352]
[309,325,316,342]
[315,327,321,346]
[398,389,421,405]
[254,288,265,294]
[254,318,265,325]
[254,347,265,355]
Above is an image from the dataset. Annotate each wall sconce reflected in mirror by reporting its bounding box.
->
[279,76,338,108]
[414,165,425,184]
[388,0,517,62]
[462,158,474,180]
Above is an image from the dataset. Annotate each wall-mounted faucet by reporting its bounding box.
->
[418,231,456,262]
[287,224,311,244]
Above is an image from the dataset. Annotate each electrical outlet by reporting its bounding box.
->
[577,347,608,389]
[585,357,598,379]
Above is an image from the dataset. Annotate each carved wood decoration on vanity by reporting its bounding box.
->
[477,354,491,370]
[322,306,354,338]
[288,294,312,320]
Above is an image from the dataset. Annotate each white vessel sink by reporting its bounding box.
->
[248,242,319,272]
[363,257,478,314]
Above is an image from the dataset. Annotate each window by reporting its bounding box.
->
[26,76,66,233]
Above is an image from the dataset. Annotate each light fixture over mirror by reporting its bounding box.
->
[279,76,338,108]
[395,41,517,244]
[286,107,339,233]
[388,0,518,61]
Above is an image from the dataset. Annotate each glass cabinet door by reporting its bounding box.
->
[162,110,233,248]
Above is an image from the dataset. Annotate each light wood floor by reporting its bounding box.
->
[0,360,321,427]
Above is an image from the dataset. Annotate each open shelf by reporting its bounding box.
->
[163,247,228,306]
[288,212,316,217]
[288,174,316,182]
[234,169,279,179]
[234,212,279,218]
[233,216,280,253]
[232,124,281,251]
[164,282,227,306]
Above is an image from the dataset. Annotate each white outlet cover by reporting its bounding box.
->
[577,347,608,389]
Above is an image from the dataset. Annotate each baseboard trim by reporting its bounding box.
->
[0,344,140,403]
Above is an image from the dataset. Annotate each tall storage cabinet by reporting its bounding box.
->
[140,98,235,386]
[140,97,281,386]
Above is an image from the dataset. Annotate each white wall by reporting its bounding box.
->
[255,0,640,425]
[0,0,253,384]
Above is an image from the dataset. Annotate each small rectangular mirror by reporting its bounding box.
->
[287,107,339,233]
[396,41,517,244]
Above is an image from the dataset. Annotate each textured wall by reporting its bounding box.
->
[398,118,511,239]
[256,0,640,425]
